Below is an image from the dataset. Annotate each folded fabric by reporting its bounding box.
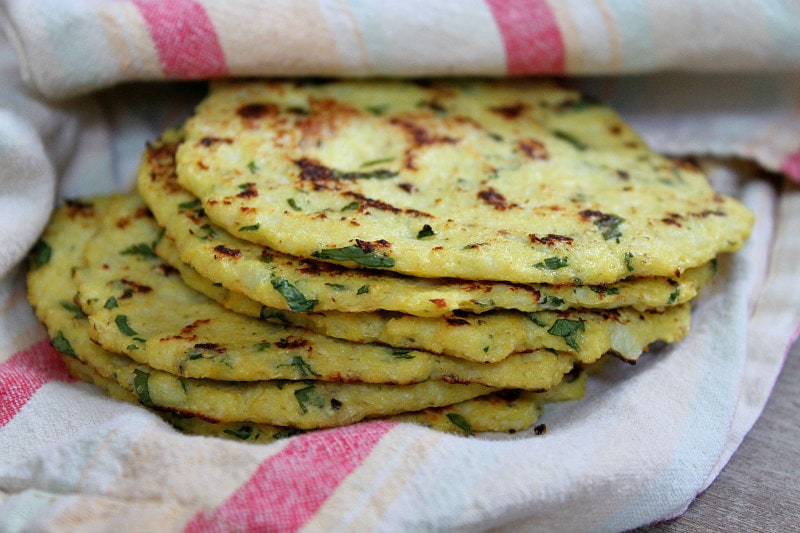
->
[4,0,800,97]
[2,2,800,531]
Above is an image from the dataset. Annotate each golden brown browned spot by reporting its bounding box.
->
[478,187,517,210]
[389,117,460,146]
[213,245,241,259]
[236,182,258,198]
[529,234,574,246]
[192,342,227,354]
[490,102,528,119]
[199,136,233,147]
[237,103,279,121]
[65,199,95,219]
[275,336,312,350]
[343,191,432,218]
[518,139,549,160]
[118,278,152,298]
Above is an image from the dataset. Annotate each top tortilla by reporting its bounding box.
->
[176,79,754,284]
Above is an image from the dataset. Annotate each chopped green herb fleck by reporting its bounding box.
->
[273,428,304,439]
[446,413,473,436]
[51,331,76,357]
[593,213,625,242]
[127,344,140,350]
[287,198,302,211]
[341,201,360,211]
[590,286,620,296]
[312,245,395,268]
[223,425,254,440]
[115,315,137,336]
[252,341,272,351]
[360,157,396,168]
[198,224,217,240]
[259,306,289,323]
[271,278,318,312]
[624,252,635,272]
[668,288,680,305]
[60,300,86,319]
[526,312,548,327]
[356,285,370,295]
[547,318,585,351]
[178,199,202,210]
[288,356,321,378]
[295,384,326,413]
[391,349,415,359]
[239,223,260,232]
[366,104,389,116]
[534,256,569,270]
[539,295,565,308]
[132,369,154,407]
[553,130,588,151]
[325,283,348,291]
[120,243,157,259]
[30,240,52,268]
[417,224,435,239]
[247,161,259,174]
[104,296,118,309]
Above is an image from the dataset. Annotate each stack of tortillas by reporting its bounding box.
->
[27,79,754,442]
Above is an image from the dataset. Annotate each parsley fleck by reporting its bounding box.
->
[132,369,154,407]
[252,341,272,351]
[539,295,565,308]
[223,425,254,440]
[115,315,138,336]
[295,384,326,413]
[104,296,118,309]
[417,224,435,239]
[271,278,318,312]
[356,285,370,295]
[590,286,620,296]
[120,243,157,259]
[273,428,304,439]
[239,223,260,232]
[341,201,360,212]
[360,157,396,168]
[553,130,588,151]
[593,213,625,242]
[60,300,86,319]
[391,349,415,359]
[534,256,569,270]
[624,252,635,272]
[325,283,348,291]
[30,240,52,268]
[312,245,395,268]
[668,287,680,305]
[51,331,76,357]
[446,413,473,436]
[526,312,548,327]
[287,356,321,378]
[548,318,585,351]
[287,198,302,211]
[179,199,202,210]
[247,161,259,174]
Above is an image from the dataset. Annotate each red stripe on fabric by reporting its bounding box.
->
[780,146,800,182]
[185,421,394,533]
[132,0,229,79]
[0,339,74,426]
[486,0,565,74]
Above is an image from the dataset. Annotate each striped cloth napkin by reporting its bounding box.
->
[1,2,800,531]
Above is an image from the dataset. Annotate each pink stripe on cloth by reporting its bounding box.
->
[185,421,394,532]
[486,0,565,75]
[780,145,800,182]
[0,339,73,427]
[132,0,229,79]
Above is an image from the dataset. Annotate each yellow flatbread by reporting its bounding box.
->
[176,79,753,284]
